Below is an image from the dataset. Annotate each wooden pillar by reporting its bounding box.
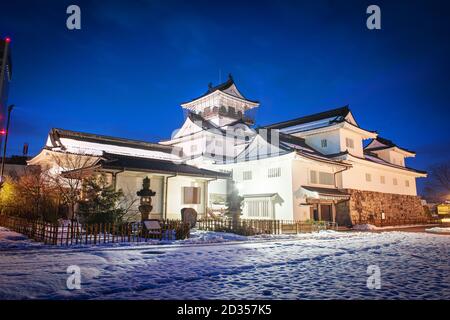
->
[332,202,337,223]
[318,204,322,221]
[204,180,209,219]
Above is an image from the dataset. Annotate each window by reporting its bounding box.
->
[242,170,252,181]
[319,172,334,185]
[246,200,270,217]
[268,167,281,178]
[310,170,334,185]
[183,187,201,204]
[310,170,318,184]
[321,139,327,148]
[365,173,372,182]
[380,176,386,184]
[345,138,354,149]
[190,144,197,153]
[405,180,410,187]
[393,178,398,186]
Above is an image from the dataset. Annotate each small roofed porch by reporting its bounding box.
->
[62,153,230,221]
[300,186,350,224]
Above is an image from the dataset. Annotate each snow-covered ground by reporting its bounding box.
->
[352,223,442,231]
[0,226,449,299]
[425,227,450,234]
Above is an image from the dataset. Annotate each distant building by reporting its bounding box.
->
[0,37,13,147]
[4,156,32,179]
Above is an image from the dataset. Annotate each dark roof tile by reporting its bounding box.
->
[264,106,350,129]
[99,153,230,178]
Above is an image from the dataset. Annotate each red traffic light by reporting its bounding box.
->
[4,37,11,43]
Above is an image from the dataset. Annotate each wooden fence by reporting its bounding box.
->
[0,215,190,246]
[196,218,336,235]
[357,217,443,228]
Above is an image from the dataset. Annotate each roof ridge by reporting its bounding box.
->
[263,105,350,129]
[181,75,259,105]
[51,128,175,153]
[365,136,415,154]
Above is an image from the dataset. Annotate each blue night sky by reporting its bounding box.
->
[1,0,449,194]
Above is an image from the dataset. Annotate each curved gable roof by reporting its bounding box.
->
[181,74,259,105]
[264,106,352,129]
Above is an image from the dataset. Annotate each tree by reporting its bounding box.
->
[0,176,17,215]
[424,162,450,202]
[13,166,60,221]
[77,174,131,224]
[46,152,97,219]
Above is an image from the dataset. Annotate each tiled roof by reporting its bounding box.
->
[98,153,231,178]
[365,136,416,154]
[335,151,426,174]
[235,128,351,167]
[49,128,175,154]
[181,74,259,104]
[302,186,350,197]
[264,106,351,129]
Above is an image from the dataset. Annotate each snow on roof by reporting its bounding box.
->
[47,128,181,161]
[365,136,416,155]
[181,74,259,105]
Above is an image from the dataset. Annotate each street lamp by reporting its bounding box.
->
[0,104,14,186]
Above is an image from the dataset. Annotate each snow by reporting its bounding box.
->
[352,224,379,231]
[425,227,450,234]
[352,224,440,231]
[0,227,449,299]
[58,137,181,161]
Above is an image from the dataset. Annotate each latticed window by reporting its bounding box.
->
[319,172,334,185]
[310,170,318,184]
[268,167,281,178]
[242,170,252,181]
[310,170,334,185]
[380,175,386,184]
[246,200,270,217]
[365,173,372,182]
[321,139,327,148]
[345,137,354,148]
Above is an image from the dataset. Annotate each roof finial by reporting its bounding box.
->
[228,73,233,81]
[208,82,213,89]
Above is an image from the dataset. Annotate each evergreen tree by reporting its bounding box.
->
[78,174,126,224]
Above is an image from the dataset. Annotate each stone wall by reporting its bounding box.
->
[344,189,426,224]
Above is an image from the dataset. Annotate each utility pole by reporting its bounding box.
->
[0,104,14,186]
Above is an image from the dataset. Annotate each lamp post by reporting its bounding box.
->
[0,104,14,185]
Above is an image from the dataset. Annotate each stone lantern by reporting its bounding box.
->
[136,176,156,221]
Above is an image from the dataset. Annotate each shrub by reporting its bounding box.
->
[77,174,127,224]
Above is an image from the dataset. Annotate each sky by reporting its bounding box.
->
[0,0,449,194]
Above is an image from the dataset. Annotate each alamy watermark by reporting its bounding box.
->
[366,264,381,289]
[66,5,81,30]
[66,265,81,290]
[367,5,381,30]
